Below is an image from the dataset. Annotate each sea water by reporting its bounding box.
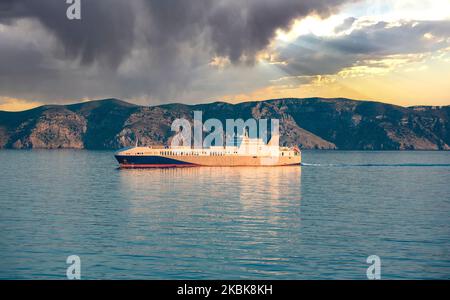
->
[0,150,449,279]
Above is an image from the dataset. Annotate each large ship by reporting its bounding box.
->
[115,133,301,168]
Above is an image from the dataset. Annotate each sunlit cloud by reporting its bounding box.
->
[209,56,231,69]
[253,14,450,106]
[275,15,349,42]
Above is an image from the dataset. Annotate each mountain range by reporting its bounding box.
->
[0,98,449,150]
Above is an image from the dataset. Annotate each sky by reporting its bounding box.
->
[0,0,449,111]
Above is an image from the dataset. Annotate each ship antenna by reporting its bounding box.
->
[135,137,138,147]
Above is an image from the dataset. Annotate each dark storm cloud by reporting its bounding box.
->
[205,0,349,63]
[0,0,350,69]
[277,20,450,77]
[0,0,353,103]
[0,0,136,68]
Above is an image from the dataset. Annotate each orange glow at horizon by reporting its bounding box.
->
[220,51,450,107]
[0,97,44,112]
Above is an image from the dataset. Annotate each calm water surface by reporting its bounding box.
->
[0,150,449,279]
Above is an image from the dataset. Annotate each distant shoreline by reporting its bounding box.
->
[1,98,449,151]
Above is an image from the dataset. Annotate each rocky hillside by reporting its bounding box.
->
[0,98,449,150]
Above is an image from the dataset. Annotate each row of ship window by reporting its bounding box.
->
[155,151,237,156]
[133,151,299,156]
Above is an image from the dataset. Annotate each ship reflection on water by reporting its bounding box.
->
[118,166,302,214]
[118,166,303,278]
